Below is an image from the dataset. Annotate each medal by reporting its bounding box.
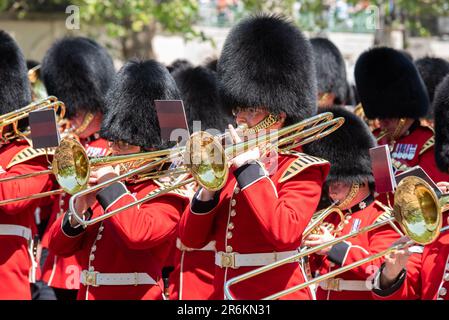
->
[407,144,417,160]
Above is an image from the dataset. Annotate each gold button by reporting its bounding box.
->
[96,235,102,241]
[89,254,95,261]
[228,222,235,230]
[230,210,236,217]
[231,199,236,207]
[445,273,449,282]
[440,287,447,296]
[99,226,104,232]
[60,200,65,206]
[91,245,97,252]
[226,245,233,253]
[227,232,233,239]
[89,266,94,271]
[234,187,240,194]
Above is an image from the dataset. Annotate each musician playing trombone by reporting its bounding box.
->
[372,74,449,301]
[303,107,402,300]
[178,14,331,300]
[0,30,58,299]
[47,60,189,300]
[39,36,115,300]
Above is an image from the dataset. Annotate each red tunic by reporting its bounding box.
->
[168,238,216,300]
[179,151,330,300]
[373,213,449,300]
[0,140,56,299]
[47,180,188,300]
[375,124,449,183]
[41,137,109,290]
[310,200,401,300]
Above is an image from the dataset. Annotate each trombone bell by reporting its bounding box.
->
[393,176,441,245]
[52,138,90,194]
[184,131,228,191]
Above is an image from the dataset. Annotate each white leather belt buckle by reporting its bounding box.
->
[0,224,32,241]
[81,271,157,287]
[215,250,298,269]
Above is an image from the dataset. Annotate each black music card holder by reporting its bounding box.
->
[154,100,189,147]
[28,108,60,149]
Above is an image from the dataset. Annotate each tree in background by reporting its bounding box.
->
[241,0,448,48]
[0,0,208,60]
[77,0,208,60]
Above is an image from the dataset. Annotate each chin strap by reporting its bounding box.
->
[337,182,360,210]
[73,112,94,136]
[246,113,280,134]
[388,118,407,150]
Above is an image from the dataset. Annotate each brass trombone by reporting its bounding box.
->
[0,123,253,205]
[0,96,65,143]
[68,112,345,227]
[302,202,345,239]
[224,176,449,300]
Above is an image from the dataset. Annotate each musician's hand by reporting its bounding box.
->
[302,226,335,255]
[71,192,96,226]
[437,181,449,194]
[380,236,412,288]
[89,166,120,185]
[228,124,261,168]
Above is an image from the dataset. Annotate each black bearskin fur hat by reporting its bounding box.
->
[42,37,115,119]
[354,47,429,120]
[167,59,193,74]
[434,75,449,173]
[310,37,347,105]
[172,65,233,133]
[100,60,181,149]
[303,106,376,186]
[415,57,449,118]
[217,14,317,124]
[0,30,31,115]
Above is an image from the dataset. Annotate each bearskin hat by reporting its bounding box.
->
[41,37,115,119]
[310,37,347,105]
[172,65,233,133]
[354,47,429,120]
[0,30,31,115]
[217,14,317,124]
[415,57,449,118]
[434,74,449,173]
[303,106,376,186]
[166,59,193,74]
[204,57,218,72]
[100,60,181,149]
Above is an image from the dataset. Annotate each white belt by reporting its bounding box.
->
[176,238,216,252]
[319,278,371,292]
[0,224,32,241]
[215,250,299,269]
[80,271,157,287]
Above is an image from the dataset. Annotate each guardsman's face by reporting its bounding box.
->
[328,181,351,203]
[234,107,270,128]
[109,141,141,156]
[378,118,400,134]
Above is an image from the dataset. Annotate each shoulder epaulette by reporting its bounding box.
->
[7,147,54,169]
[279,151,329,183]
[419,135,434,156]
[374,210,393,224]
